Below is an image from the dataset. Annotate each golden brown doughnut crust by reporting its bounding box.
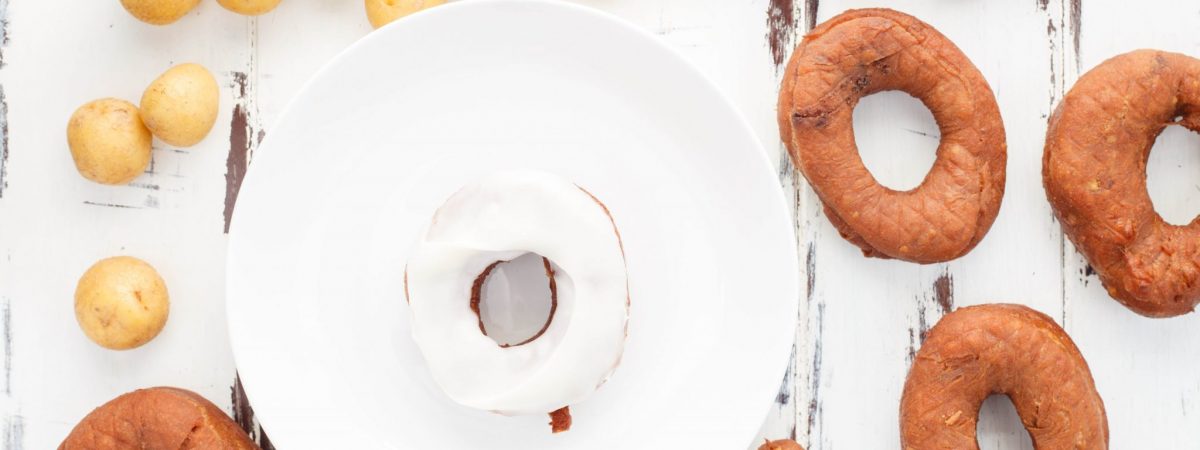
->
[1044,49,1200,317]
[778,8,1006,263]
[60,387,260,450]
[758,439,804,450]
[549,406,572,433]
[900,304,1107,449]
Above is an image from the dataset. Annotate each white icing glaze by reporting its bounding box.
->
[406,169,628,416]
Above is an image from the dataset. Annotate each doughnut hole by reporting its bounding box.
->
[471,252,564,347]
[853,91,939,192]
[1145,123,1200,226]
[976,395,1034,450]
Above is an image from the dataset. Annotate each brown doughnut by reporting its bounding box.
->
[778,8,1006,263]
[900,304,1107,449]
[758,439,804,450]
[1044,49,1200,317]
[60,387,260,450]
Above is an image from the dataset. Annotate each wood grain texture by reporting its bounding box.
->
[760,1,805,444]
[767,0,797,69]
[0,88,8,200]
[0,0,1197,449]
[224,72,256,233]
[0,0,8,199]
[1,298,15,450]
[0,1,252,447]
[232,374,274,450]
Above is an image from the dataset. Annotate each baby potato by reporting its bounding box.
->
[217,0,282,16]
[74,256,170,351]
[66,99,152,185]
[365,0,445,29]
[140,63,220,147]
[120,0,201,25]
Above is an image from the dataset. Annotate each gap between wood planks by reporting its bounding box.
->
[0,0,9,199]
[762,0,814,446]
[0,2,15,448]
[224,35,265,235]
[1041,0,1082,324]
[226,16,274,450]
[2,298,18,450]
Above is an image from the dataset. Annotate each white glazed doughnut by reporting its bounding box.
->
[405,170,628,422]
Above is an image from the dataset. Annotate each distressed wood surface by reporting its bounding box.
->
[1064,2,1200,449]
[0,0,1197,449]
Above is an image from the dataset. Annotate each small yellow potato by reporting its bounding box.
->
[140,63,220,147]
[120,0,201,25]
[217,0,282,16]
[365,0,446,29]
[74,256,170,351]
[66,99,152,185]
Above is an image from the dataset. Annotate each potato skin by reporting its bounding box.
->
[119,0,201,25]
[217,0,282,16]
[67,99,152,185]
[74,256,170,351]
[140,63,220,147]
[365,0,446,29]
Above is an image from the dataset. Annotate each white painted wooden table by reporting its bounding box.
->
[0,0,1197,448]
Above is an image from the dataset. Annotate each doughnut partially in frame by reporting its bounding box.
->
[900,304,1107,449]
[59,387,260,450]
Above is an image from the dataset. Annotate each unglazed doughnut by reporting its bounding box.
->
[778,8,1006,263]
[758,439,804,450]
[59,387,260,449]
[405,170,628,431]
[901,304,1107,449]
[1045,49,1200,317]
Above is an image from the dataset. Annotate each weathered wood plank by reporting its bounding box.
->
[0,0,9,199]
[1063,1,1200,448]
[789,1,1065,448]
[0,2,252,447]
[759,0,805,445]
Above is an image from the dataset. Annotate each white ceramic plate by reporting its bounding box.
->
[226,1,798,448]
